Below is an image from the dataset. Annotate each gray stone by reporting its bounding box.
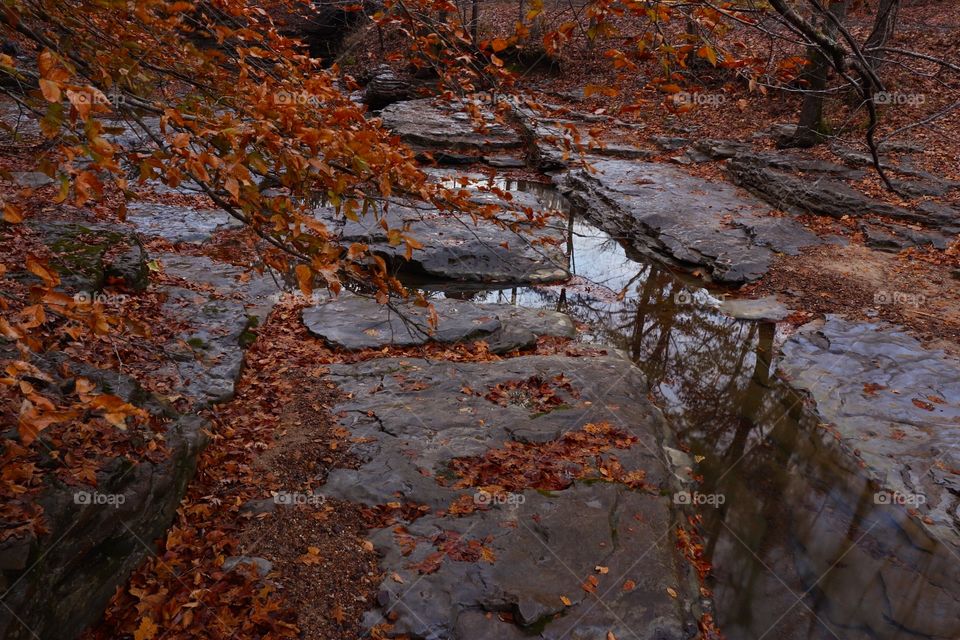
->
[728,152,939,226]
[11,171,54,188]
[313,195,569,285]
[717,296,790,322]
[301,293,574,352]
[651,136,689,151]
[590,143,656,160]
[560,158,821,283]
[692,138,752,160]
[222,556,273,577]
[303,293,501,350]
[363,65,412,110]
[380,99,522,153]
[484,156,527,169]
[320,355,694,638]
[125,202,243,244]
[0,350,207,640]
[778,316,960,548]
[153,253,280,406]
[30,221,147,294]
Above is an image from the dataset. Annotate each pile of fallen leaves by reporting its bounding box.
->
[900,238,960,270]
[445,421,648,497]
[480,373,580,414]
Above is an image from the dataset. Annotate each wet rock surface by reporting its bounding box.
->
[320,355,695,638]
[560,157,821,283]
[126,201,243,244]
[313,183,569,284]
[380,98,523,154]
[0,352,207,640]
[154,253,279,405]
[717,295,790,322]
[728,151,960,231]
[302,292,573,352]
[778,316,960,548]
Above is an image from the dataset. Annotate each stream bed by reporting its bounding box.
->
[412,179,960,640]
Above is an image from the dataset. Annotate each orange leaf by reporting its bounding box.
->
[295,264,313,297]
[134,618,158,640]
[39,79,61,102]
[3,203,23,223]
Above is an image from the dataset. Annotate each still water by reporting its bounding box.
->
[414,179,960,640]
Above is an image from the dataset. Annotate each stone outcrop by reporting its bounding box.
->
[320,355,700,638]
[560,157,821,283]
[777,316,960,549]
[0,354,207,640]
[1,226,279,640]
[302,291,575,352]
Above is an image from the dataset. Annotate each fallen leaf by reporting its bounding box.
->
[299,546,323,565]
[134,618,158,640]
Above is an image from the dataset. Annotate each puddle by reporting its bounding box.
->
[411,180,960,639]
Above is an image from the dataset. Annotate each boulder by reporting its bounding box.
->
[321,355,697,638]
[560,158,821,284]
[380,99,523,154]
[301,291,574,353]
[363,65,412,110]
[0,353,207,640]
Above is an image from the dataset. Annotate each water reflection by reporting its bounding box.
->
[417,200,960,639]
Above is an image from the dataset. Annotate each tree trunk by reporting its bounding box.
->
[781,0,850,148]
[865,0,900,70]
[471,0,479,45]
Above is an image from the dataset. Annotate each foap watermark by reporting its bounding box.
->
[673,92,727,108]
[69,89,125,109]
[874,490,926,506]
[267,291,331,305]
[74,491,126,508]
[273,491,326,506]
[273,91,321,107]
[674,490,725,507]
[473,490,525,507]
[74,291,129,305]
[674,290,695,306]
[875,92,926,107]
[874,290,926,307]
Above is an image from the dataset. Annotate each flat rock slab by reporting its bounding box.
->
[717,296,790,322]
[561,158,821,283]
[126,202,243,244]
[302,292,574,352]
[778,316,960,548]
[380,98,522,153]
[728,152,960,230]
[320,355,694,638]
[155,253,280,406]
[313,187,569,285]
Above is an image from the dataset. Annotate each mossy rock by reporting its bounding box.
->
[33,221,149,293]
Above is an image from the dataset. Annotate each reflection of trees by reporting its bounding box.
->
[427,200,959,639]
[612,263,959,640]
